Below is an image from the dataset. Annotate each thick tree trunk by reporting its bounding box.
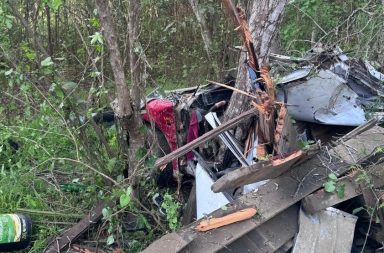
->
[95,0,143,179]
[224,0,288,140]
[248,0,287,65]
[127,0,145,179]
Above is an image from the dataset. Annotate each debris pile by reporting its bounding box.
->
[43,1,384,252]
[141,1,384,253]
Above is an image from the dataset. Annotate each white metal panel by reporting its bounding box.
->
[195,164,230,219]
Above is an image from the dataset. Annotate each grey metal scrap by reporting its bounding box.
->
[278,70,366,126]
[276,50,384,126]
[292,207,357,253]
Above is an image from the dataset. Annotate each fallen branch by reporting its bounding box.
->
[43,202,106,253]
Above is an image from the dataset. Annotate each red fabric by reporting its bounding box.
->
[142,99,178,171]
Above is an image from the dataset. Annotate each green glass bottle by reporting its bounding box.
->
[0,214,32,252]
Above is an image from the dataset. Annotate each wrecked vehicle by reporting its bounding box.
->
[93,77,235,187]
[276,47,384,126]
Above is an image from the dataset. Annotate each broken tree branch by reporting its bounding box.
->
[43,202,106,253]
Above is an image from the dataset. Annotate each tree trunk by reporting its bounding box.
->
[46,5,53,55]
[127,0,145,181]
[95,0,143,180]
[188,0,219,76]
[248,0,288,65]
[224,0,288,141]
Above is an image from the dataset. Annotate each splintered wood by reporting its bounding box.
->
[223,0,287,157]
[195,208,257,232]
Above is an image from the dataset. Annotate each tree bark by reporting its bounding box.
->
[248,0,287,65]
[224,0,288,141]
[188,0,219,77]
[95,0,143,179]
[46,4,53,55]
[127,0,145,179]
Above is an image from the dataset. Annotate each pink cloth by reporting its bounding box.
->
[186,111,199,160]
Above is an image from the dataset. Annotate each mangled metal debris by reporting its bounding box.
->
[195,163,229,219]
[277,69,366,125]
[292,207,357,253]
[143,122,384,253]
[276,48,384,126]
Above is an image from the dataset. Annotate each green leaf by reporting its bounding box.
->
[126,186,132,196]
[116,175,124,183]
[41,57,54,67]
[107,157,117,173]
[107,235,115,245]
[56,89,64,100]
[324,181,336,193]
[136,147,147,159]
[5,15,14,29]
[102,207,111,219]
[328,173,338,181]
[120,193,130,207]
[119,187,132,207]
[89,17,100,28]
[352,207,364,215]
[5,19,12,29]
[336,184,345,199]
[90,32,103,45]
[145,155,157,168]
[62,81,77,91]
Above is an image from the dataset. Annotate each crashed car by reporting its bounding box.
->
[93,76,235,187]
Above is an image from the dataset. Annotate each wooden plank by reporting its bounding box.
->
[330,125,384,163]
[302,176,360,214]
[44,202,105,253]
[155,108,257,168]
[164,125,383,253]
[303,162,384,214]
[212,149,315,193]
[219,204,299,253]
[292,208,357,253]
[141,232,194,253]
